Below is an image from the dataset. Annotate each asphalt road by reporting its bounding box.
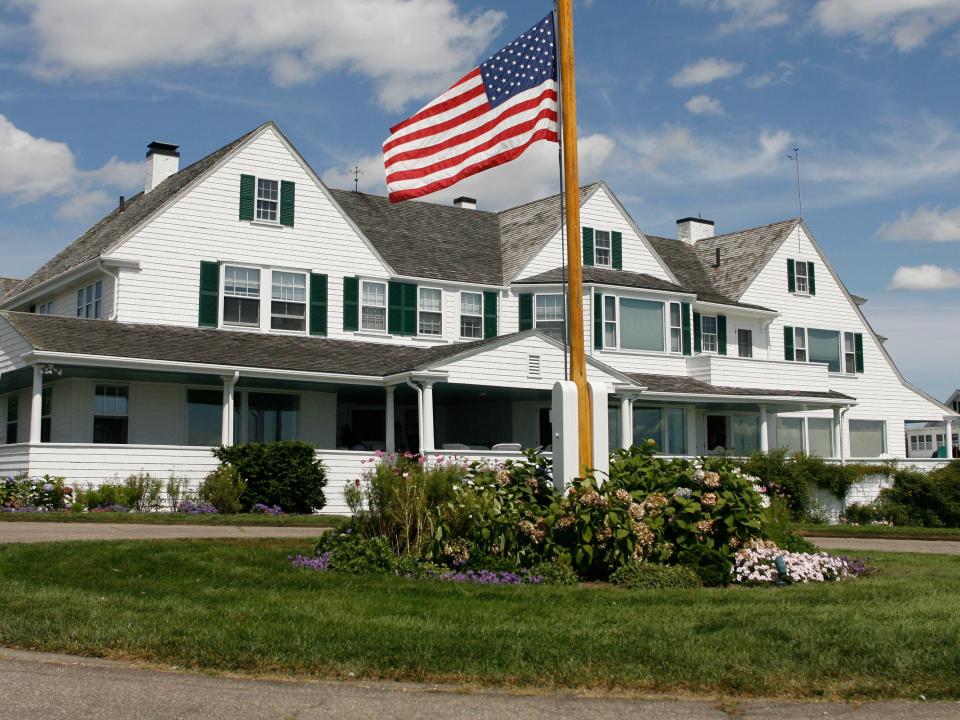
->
[0,648,957,720]
[808,537,960,555]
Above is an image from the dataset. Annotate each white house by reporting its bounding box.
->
[0,122,955,512]
[906,389,960,458]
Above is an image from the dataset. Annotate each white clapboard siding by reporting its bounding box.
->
[0,316,31,374]
[0,445,30,476]
[515,186,675,281]
[739,223,950,456]
[686,354,830,391]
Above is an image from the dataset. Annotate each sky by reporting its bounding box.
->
[0,0,958,401]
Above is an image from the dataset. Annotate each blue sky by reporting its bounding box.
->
[0,0,958,400]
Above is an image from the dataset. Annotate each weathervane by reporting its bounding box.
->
[351,165,363,192]
[786,147,802,218]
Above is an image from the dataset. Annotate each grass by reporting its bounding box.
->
[0,512,348,527]
[0,539,958,699]
[794,523,960,541]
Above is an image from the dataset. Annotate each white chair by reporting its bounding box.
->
[492,443,522,452]
[442,443,470,450]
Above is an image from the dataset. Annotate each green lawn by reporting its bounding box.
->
[0,512,348,527]
[794,523,960,541]
[0,539,957,698]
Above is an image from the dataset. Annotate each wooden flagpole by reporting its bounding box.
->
[556,0,592,472]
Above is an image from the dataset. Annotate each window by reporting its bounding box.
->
[632,407,663,449]
[418,288,443,336]
[186,389,222,446]
[93,384,128,444]
[603,295,617,348]
[41,387,52,443]
[256,178,279,222]
[775,417,805,453]
[844,332,857,374]
[38,302,54,315]
[5,395,17,444]
[270,271,306,331]
[731,415,760,455]
[666,408,687,454]
[794,327,807,362]
[460,292,483,338]
[223,266,260,327]
[669,303,682,353]
[737,328,753,358]
[808,328,841,373]
[246,392,299,443]
[701,315,718,353]
[794,260,809,293]
[535,294,565,341]
[619,298,664,352]
[361,281,387,332]
[808,418,834,457]
[76,281,102,319]
[594,229,611,267]
[849,420,886,458]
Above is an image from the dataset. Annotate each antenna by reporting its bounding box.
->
[351,165,363,192]
[786,147,802,218]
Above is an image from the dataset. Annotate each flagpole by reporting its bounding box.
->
[556,0,592,472]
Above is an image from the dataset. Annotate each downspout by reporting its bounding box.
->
[99,261,121,321]
[405,378,423,455]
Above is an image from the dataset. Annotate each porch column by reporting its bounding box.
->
[384,386,396,453]
[421,380,436,453]
[946,419,954,459]
[759,406,769,453]
[221,372,238,446]
[832,407,842,460]
[29,365,43,444]
[619,395,633,449]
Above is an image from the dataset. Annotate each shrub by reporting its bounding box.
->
[214,441,327,513]
[198,466,245,514]
[314,529,393,574]
[527,561,579,586]
[0,473,70,511]
[175,499,218,514]
[165,475,189,513]
[762,497,817,553]
[678,544,730,587]
[610,562,701,590]
[81,474,163,512]
[841,462,960,528]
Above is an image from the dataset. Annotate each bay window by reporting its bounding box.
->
[270,271,306,331]
[460,292,483,338]
[223,266,260,327]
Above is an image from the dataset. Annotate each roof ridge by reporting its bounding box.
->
[696,216,800,243]
[496,181,602,215]
[327,187,500,216]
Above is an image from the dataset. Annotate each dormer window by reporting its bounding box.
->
[594,230,611,267]
[256,179,279,222]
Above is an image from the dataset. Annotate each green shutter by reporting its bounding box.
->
[519,293,533,331]
[784,325,794,361]
[239,174,255,221]
[594,293,603,350]
[612,231,623,270]
[787,258,795,293]
[280,180,295,227]
[681,302,692,356]
[693,312,702,353]
[717,315,727,355]
[483,291,498,338]
[388,281,417,336]
[808,262,816,295]
[582,227,594,267]
[198,261,219,328]
[854,333,864,373]
[309,273,327,336]
[343,276,359,331]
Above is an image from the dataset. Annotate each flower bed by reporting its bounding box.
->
[732,540,873,584]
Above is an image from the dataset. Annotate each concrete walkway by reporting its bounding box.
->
[0,521,325,544]
[808,537,960,555]
[0,647,957,720]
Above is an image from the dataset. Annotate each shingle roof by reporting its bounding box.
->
[628,372,852,401]
[498,183,600,282]
[327,189,504,285]
[0,278,20,299]
[0,312,530,378]
[516,266,692,294]
[6,126,261,302]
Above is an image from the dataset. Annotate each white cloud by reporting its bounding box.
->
[889,265,960,290]
[813,0,960,51]
[745,61,795,89]
[671,58,745,87]
[0,114,142,217]
[876,205,960,242]
[322,134,617,211]
[17,0,505,111]
[55,190,112,220]
[684,95,726,116]
[683,0,789,32]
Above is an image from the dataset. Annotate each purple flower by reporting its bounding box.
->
[252,503,285,516]
[42,483,55,493]
[291,552,331,571]
[175,500,218,515]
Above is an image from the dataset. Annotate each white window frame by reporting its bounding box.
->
[93,383,129,445]
[417,287,443,337]
[603,295,618,349]
[222,265,261,328]
[601,295,670,354]
[594,229,612,267]
[459,291,483,339]
[794,260,809,294]
[701,314,718,353]
[255,177,280,223]
[737,328,753,358]
[669,302,682,354]
[793,327,807,362]
[38,301,54,315]
[360,279,388,333]
[534,293,565,341]
[76,281,103,319]
[843,332,856,374]
[270,270,307,333]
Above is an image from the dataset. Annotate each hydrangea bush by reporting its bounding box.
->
[732,540,859,584]
[1,474,71,511]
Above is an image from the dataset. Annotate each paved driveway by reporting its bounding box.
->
[0,521,325,544]
[1,648,957,720]
[808,537,960,555]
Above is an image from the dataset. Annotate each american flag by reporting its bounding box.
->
[384,12,558,203]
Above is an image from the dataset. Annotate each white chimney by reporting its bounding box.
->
[453,196,477,210]
[145,141,180,193]
[677,217,715,244]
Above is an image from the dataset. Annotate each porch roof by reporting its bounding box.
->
[627,372,854,404]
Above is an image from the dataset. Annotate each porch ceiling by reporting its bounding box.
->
[432,382,550,404]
